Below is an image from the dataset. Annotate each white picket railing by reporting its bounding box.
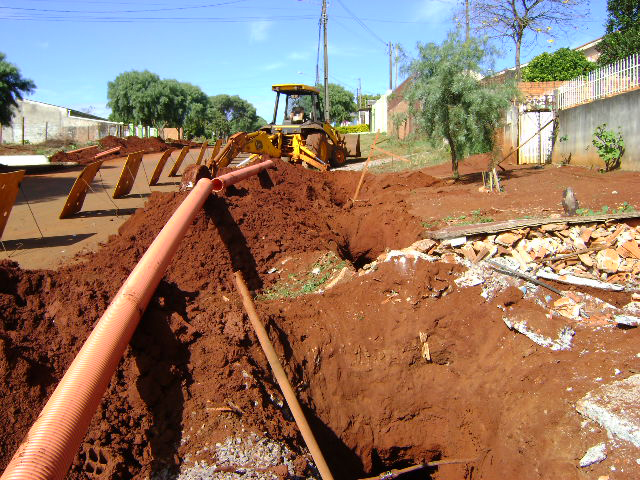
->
[556,53,640,110]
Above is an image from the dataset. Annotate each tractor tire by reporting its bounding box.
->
[330,147,347,167]
[305,133,331,164]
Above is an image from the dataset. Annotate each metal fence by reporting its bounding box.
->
[556,53,640,110]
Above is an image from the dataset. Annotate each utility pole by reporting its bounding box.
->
[389,41,393,91]
[358,78,362,108]
[394,43,399,90]
[465,0,470,42]
[322,0,330,123]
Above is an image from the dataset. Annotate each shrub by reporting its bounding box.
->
[335,124,370,134]
[592,123,624,172]
[522,48,596,82]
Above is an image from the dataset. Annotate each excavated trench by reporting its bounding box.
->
[3,160,630,479]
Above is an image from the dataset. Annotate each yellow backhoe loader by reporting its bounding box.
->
[204,84,361,175]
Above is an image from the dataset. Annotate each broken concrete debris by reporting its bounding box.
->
[579,442,607,468]
[502,316,575,351]
[415,221,640,291]
[577,374,640,448]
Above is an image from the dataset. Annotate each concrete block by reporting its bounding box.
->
[576,374,640,447]
[579,442,607,467]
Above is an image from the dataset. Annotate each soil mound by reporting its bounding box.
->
[50,136,170,165]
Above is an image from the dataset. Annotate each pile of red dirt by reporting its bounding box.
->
[1,159,639,479]
[49,136,171,165]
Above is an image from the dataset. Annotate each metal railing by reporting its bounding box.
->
[556,53,640,110]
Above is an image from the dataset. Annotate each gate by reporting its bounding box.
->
[518,110,554,165]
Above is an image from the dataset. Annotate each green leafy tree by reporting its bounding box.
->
[405,31,518,179]
[152,79,188,133]
[358,93,381,109]
[107,70,163,127]
[208,109,231,139]
[522,48,596,81]
[178,82,209,138]
[319,83,357,124]
[0,52,36,125]
[596,0,640,65]
[207,94,262,135]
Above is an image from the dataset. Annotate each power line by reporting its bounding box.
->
[0,0,249,14]
[0,14,318,23]
[334,0,387,47]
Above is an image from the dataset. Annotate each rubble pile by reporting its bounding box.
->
[412,221,640,291]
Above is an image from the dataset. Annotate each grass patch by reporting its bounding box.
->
[356,133,448,174]
[258,252,347,300]
[428,209,494,230]
[575,202,635,216]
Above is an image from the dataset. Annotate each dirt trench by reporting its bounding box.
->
[1,159,638,479]
[0,161,435,478]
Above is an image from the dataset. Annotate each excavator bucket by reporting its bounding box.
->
[344,134,361,157]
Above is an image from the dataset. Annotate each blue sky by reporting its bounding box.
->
[0,0,609,121]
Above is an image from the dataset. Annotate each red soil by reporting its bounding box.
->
[50,136,171,165]
[1,159,639,479]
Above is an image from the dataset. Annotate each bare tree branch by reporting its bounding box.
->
[466,0,589,79]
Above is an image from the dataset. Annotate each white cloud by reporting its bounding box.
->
[415,0,456,21]
[328,43,376,57]
[262,62,284,71]
[249,20,273,43]
[288,51,310,61]
[69,102,110,119]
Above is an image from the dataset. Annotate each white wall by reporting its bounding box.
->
[1,99,122,144]
[370,90,392,133]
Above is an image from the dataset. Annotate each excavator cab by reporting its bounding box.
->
[272,84,323,126]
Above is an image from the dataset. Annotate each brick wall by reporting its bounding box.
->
[518,81,566,97]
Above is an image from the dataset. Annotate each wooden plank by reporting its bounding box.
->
[95,146,121,159]
[59,160,104,219]
[0,170,26,238]
[167,146,190,177]
[148,148,175,186]
[66,145,97,154]
[194,140,209,165]
[352,131,379,201]
[425,212,640,240]
[112,151,144,198]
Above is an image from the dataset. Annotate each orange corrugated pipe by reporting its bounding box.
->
[2,159,273,480]
[212,158,275,192]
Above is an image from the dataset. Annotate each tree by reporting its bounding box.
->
[107,70,163,126]
[319,83,357,124]
[596,0,640,65]
[177,82,208,138]
[358,93,381,109]
[405,31,517,179]
[0,52,36,125]
[469,0,589,79]
[522,48,596,81]
[207,94,262,136]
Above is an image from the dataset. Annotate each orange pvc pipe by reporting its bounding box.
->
[1,177,215,480]
[211,159,275,192]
